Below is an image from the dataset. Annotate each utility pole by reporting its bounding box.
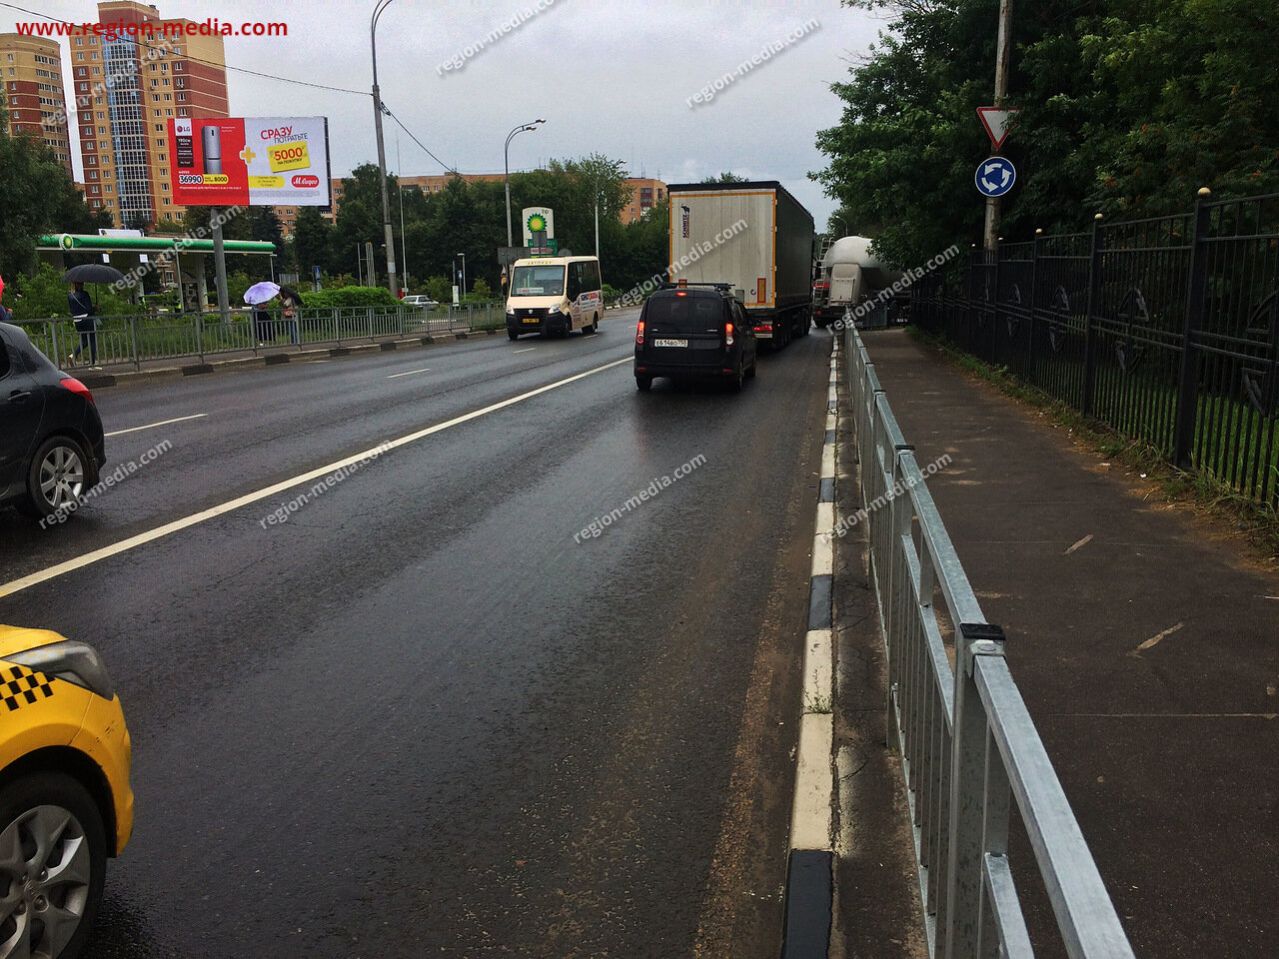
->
[983,0,1013,251]
[371,0,399,297]
[210,206,229,324]
[505,119,545,247]
[397,135,408,292]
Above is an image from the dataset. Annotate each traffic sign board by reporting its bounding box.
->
[975,156,1017,198]
[977,107,1019,150]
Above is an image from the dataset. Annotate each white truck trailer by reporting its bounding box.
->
[812,235,901,328]
[666,181,815,348]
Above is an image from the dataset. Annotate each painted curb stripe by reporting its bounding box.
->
[780,850,833,959]
[808,574,833,631]
[789,713,834,850]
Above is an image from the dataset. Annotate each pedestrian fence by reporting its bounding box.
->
[843,322,1136,959]
[13,302,505,371]
[912,189,1279,507]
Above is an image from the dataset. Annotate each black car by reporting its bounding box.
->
[634,284,757,392]
[0,322,105,519]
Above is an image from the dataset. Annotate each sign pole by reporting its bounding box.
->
[211,206,230,326]
[983,0,1013,251]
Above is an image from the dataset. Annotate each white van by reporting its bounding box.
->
[505,256,603,340]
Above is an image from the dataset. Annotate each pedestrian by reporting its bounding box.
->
[0,274,11,324]
[280,290,299,345]
[67,281,100,368]
[253,300,273,346]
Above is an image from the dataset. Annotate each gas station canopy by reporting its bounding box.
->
[38,234,277,255]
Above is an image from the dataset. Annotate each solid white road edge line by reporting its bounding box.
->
[104,413,207,437]
[0,356,632,600]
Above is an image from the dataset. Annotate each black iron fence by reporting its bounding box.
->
[913,189,1279,507]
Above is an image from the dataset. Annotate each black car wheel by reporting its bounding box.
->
[635,375,653,392]
[22,436,89,520]
[730,364,744,393]
[507,330,519,341]
[0,771,108,959]
[746,358,757,379]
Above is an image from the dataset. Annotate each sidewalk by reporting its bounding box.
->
[842,328,1278,958]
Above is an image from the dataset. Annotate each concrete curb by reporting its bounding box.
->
[780,335,840,958]
[73,327,498,390]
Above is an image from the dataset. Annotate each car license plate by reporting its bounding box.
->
[522,317,539,325]
[654,338,688,348]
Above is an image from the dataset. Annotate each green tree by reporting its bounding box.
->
[814,0,1279,267]
[701,172,749,183]
[0,125,108,278]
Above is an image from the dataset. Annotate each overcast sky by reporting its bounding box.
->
[4,0,888,227]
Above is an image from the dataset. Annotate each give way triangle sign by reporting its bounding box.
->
[977,107,1019,150]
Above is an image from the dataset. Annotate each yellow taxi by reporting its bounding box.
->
[0,626,133,958]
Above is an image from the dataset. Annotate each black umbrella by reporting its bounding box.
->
[278,285,304,306]
[64,263,125,284]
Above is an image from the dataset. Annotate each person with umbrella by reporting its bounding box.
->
[67,282,99,368]
[279,285,303,346]
[244,281,280,346]
[63,263,125,369]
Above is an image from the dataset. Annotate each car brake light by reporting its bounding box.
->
[725,321,734,346]
[636,320,645,345]
[60,376,95,405]
[675,291,687,297]
[753,323,772,333]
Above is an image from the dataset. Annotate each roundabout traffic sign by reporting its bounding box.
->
[975,156,1016,197]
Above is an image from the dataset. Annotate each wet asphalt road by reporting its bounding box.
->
[0,312,831,958]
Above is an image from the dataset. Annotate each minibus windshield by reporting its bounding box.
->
[511,265,565,296]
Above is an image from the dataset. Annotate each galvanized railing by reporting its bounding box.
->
[13,302,504,371]
[843,323,1136,959]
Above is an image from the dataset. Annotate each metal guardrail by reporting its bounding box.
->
[11,303,504,371]
[843,323,1136,959]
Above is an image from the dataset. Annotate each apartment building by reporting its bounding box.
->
[621,177,667,223]
[71,1,229,226]
[0,33,74,175]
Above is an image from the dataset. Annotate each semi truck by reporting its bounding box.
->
[666,181,815,348]
[812,235,902,328]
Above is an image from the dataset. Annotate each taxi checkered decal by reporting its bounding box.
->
[2,664,55,713]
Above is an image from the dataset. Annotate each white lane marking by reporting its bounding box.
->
[1065,533,1094,555]
[105,413,206,437]
[1130,622,1184,657]
[512,348,536,354]
[386,367,431,379]
[0,356,632,600]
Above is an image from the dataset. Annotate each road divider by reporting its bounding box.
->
[0,356,631,600]
[780,335,839,958]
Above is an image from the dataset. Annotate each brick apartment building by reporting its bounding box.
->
[0,33,74,175]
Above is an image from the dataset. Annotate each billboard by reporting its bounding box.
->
[168,116,331,207]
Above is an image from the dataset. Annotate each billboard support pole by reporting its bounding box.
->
[211,206,230,325]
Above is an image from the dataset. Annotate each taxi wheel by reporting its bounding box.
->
[0,771,107,959]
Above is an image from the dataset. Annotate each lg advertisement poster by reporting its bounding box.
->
[168,116,331,207]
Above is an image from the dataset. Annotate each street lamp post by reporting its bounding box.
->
[371,0,399,298]
[504,119,545,247]
[456,253,466,295]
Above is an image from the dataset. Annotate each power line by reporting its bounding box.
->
[382,104,457,175]
[0,2,368,96]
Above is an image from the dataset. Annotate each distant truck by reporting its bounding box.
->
[812,235,901,328]
[666,181,815,348]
